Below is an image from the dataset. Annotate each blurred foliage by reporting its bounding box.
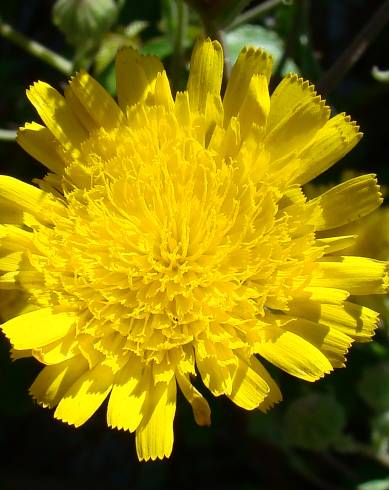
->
[224,24,298,72]
[359,363,389,412]
[284,394,346,451]
[0,1,389,489]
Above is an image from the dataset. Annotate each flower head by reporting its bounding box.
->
[0,39,387,461]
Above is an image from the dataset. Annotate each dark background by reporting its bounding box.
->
[1,1,389,489]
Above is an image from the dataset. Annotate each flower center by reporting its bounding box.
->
[26,105,320,367]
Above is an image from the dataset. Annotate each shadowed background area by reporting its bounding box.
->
[0,1,389,489]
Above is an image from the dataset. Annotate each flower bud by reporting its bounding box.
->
[53,0,119,47]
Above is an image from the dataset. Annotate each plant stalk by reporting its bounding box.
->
[227,0,284,30]
[0,129,17,141]
[317,0,389,95]
[0,20,73,76]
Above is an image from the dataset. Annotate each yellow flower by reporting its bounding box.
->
[0,38,387,461]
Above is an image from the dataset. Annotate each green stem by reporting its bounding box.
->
[171,0,188,92]
[0,20,73,76]
[227,0,284,30]
[274,0,303,80]
[0,129,17,141]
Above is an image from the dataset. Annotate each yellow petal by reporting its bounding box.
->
[209,115,241,158]
[67,70,123,130]
[27,81,87,148]
[148,70,174,110]
[223,46,272,125]
[288,301,379,342]
[313,256,388,294]
[0,293,34,323]
[64,84,99,133]
[267,73,317,131]
[77,334,103,369]
[17,122,65,174]
[195,343,236,396]
[135,377,176,461]
[30,356,88,408]
[295,113,362,185]
[187,38,223,113]
[107,358,147,432]
[11,348,32,360]
[278,315,353,368]
[0,251,28,271]
[278,185,306,208]
[0,270,42,290]
[238,74,270,136]
[0,199,23,224]
[0,175,51,214]
[228,356,269,410]
[54,363,114,427]
[174,91,191,126]
[33,332,79,364]
[115,47,164,109]
[292,287,350,304]
[316,235,357,254]
[307,174,382,231]
[253,357,283,413]
[0,225,34,251]
[1,307,75,349]
[153,358,175,384]
[176,369,211,426]
[255,325,333,381]
[265,96,329,161]
[196,357,232,396]
[205,92,224,144]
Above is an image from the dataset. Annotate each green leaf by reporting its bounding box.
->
[358,479,389,490]
[284,394,346,451]
[141,36,174,59]
[224,24,299,74]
